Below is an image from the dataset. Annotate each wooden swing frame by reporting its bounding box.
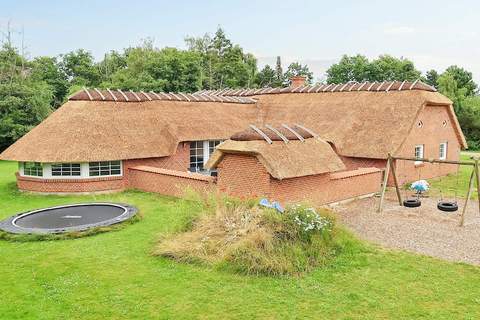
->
[377,153,480,227]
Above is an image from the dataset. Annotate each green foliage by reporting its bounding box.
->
[326,54,421,83]
[59,49,101,87]
[425,69,439,89]
[255,64,276,87]
[0,80,53,150]
[445,65,478,96]
[31,56,69,107]
[185,27,258,89]
[102,41,203,92]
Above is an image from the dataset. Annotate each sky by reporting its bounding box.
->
[1,0,479,83]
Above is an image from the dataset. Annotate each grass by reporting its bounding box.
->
[156,199,339,276]
[0,160,480,319]
[429,152,479,199]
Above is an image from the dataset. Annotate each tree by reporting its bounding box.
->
[185,27,258,89]
[425,69,439,89]
[59,49,101,87]
[326,54,370,84]
[369,55,421,82]
[103,42,203,93]
[30,56,69,108]
[274,56,284,87]
[255,65,276,87]
[284,62,313,85]
[326,54,421,83]
[457,97,480,149]
[437,72,467,113]
[444,65,477,96]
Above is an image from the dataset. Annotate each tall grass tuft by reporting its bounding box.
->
[155,193,342,276]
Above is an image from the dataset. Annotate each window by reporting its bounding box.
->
[439,142,447,160]
[414,145,424,165]
[190,140,222,173]
[23,162,43,177]
[417,120,423,128]
[51,163,81,176]
[89,161,121,177]
[190,141,205,172]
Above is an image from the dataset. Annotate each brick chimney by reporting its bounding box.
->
[290,76,306,88]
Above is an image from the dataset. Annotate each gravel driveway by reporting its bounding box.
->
[332,192,480,266]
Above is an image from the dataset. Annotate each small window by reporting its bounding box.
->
[442,120,448,127]
[414,145,424,165]
[439,142,447,160]
[51,163,81,176]
[89,161,121,177]
[417,120,423,128]
[23,162,43,177]
[189,141,204,172]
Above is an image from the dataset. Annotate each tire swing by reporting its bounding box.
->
[401,160,422,208]
[437,163,460,213]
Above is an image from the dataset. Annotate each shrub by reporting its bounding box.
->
[155,195,340,276]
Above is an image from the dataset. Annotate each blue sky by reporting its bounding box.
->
[1,0,479,82]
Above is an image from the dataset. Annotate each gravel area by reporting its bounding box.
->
[332,191,480,266]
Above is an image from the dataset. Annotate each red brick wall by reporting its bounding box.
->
[128,166,215,198]
[216,154,271,199]
[215,153,382,205]
[17,173,124,193]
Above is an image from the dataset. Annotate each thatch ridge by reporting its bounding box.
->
[69,88,257,104]
[198,80,436,97]
[206,138,346,180]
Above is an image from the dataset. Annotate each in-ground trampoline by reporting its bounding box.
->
[0,203,137,234]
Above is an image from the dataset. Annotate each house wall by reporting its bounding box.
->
[394,105,460,185]
[16,173,124,193]
[16,143,191,193]
[341,106,462,186]
[216,154,271,198]
[128,166,215,198]
[215,153,382,205]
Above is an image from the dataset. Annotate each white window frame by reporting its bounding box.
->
[439,142,448,160]
[414,145,424,165]
[19,161,123,179]
[20,162,43,177]
[189,140,222,174]
[88,161,123,177]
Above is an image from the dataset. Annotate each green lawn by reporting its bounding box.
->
[429,152,479,199]
[1,161,480,319]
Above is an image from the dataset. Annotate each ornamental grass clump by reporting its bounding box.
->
[155,194,340,276]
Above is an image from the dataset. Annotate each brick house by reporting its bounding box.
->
[0,79,467,205]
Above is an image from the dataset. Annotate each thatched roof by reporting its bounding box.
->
[206,138,346,180]
[254,90,466,158]
[0,98,259,162]
[0,82,467,163]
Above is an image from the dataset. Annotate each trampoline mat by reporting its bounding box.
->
[0,203,138,234]
[14,204,126,229]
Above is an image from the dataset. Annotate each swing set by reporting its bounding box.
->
[377,153,480,227]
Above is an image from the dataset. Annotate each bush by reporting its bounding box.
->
[155,195,340,276]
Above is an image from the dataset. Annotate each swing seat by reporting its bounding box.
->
[403,198,421,208]
[437,201,458,212]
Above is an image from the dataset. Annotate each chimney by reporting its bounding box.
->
[289,76,306,88]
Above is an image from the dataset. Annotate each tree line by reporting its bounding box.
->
[0,27,478,151]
